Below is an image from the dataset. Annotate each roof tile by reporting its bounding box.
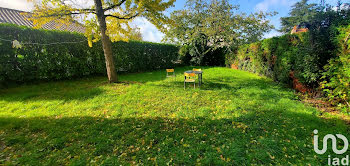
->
[0,7,85,34]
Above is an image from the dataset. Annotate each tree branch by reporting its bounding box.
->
[202,47,212,55]
[193,45,201,55]
[79,8,96,13]
[105,13,139,20]
[103,0,126,11]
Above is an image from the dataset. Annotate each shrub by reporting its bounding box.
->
[226,25,349,110]
[226,32,336,89]
[202,48,226,66]
[322,25,350,110]
[178,45,192,66]
[0,24,179,86]
[178,40,227,67]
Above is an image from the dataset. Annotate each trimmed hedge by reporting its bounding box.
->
[113,41,179,72]
[0,24,179,85]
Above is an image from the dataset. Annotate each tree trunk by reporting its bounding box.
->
[94,0,118,83]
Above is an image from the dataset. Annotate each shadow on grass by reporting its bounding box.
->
[201,76,281,90]
[119,66,211,83]
[0,108,347,165]
[153,75,289,98]
[0,86,106,102]
[0,66,211,102]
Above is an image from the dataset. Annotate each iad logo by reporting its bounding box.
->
[314,129,349,154]
[313,129,349,165]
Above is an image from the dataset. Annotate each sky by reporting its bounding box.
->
[0,0,342,42]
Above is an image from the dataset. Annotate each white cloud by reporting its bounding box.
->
[65,0,94,9]
[0,0,34,11]
[263,30,282,39]
[132,17,164,43]
[332,3,350,11]
[255,0,296,12]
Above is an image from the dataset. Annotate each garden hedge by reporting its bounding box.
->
[322,25,350,110]
[227,30,343,87]
[226,33,322,87]
[0,24,179,86]
[226,27,349,110]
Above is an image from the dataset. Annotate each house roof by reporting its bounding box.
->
[291,25,308,34]
[0,7,86,33]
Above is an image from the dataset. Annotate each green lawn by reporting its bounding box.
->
[0,67,348,165]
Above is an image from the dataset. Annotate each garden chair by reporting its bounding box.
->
[184,72,196,89]
[166,69,176,80]
[192,68,202,80]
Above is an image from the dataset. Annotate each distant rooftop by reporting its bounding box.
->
[0,7,86,33]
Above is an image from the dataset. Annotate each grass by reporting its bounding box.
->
[0,66,348,165]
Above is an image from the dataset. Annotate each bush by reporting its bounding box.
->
[226,25,349,110]
[178,45,193,66]
[178,33,227,67]
[0,24,179,86]
[201,48,226,66]
[179,44,227,66]
[322,25,350,110]
[226,32,336,89]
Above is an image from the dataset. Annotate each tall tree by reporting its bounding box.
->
[164,0,275,65]
[30,0,174,83]
[280,0,321,33]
